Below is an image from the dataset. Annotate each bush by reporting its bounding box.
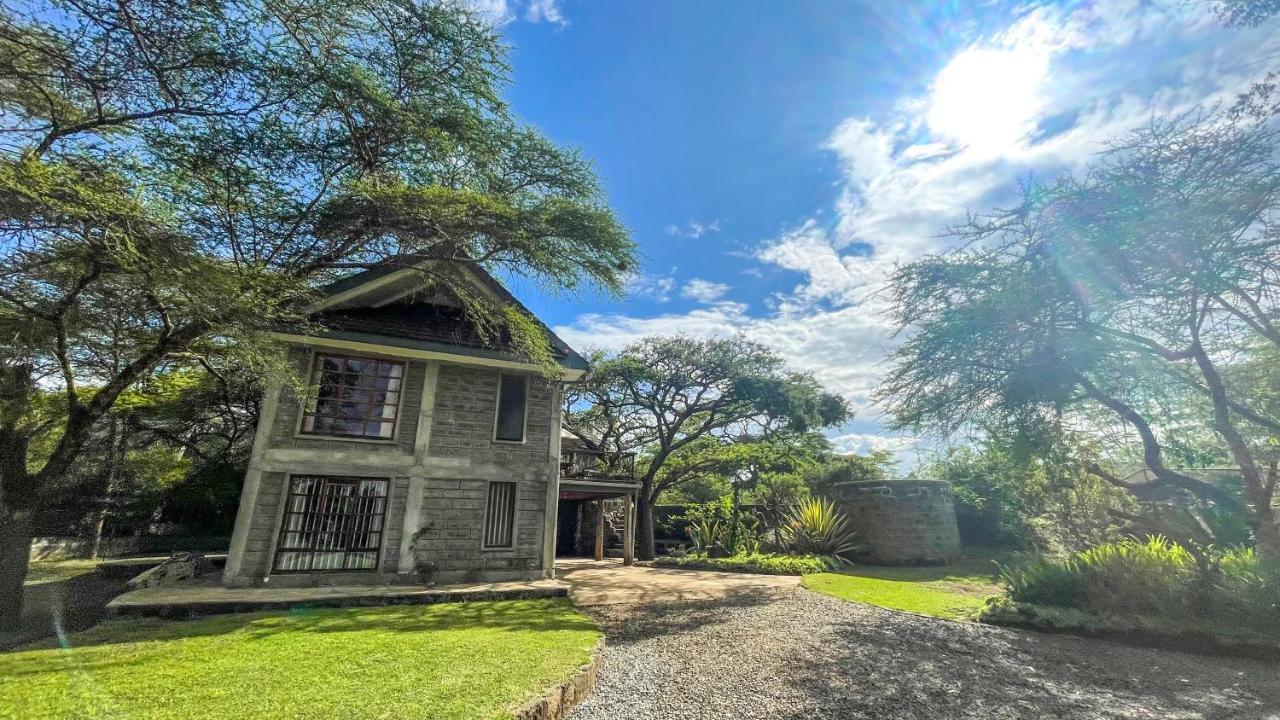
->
[985,536,1280,647]
[680,498,763,556]
[779,497,860,562]
[652,552,835,575]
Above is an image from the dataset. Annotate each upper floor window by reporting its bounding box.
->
[301,354,404,440]
[493,373,528,442]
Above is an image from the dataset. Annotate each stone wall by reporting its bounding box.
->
[429,363,555,461]
[832,480,961,565]
[411,477,547,582]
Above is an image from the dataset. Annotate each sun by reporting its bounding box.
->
[927,47,1049,153]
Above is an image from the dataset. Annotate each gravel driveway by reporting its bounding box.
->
[568,587,1280,720]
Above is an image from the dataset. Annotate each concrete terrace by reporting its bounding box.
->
[107,577,568,618]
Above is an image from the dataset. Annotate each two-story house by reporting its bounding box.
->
[222,258,638,588]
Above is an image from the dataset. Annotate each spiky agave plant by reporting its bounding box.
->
[780,497,861,564]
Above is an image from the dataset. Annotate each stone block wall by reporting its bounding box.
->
[832,480,961,564]
[411,477,548,583]
[429,363,555,461]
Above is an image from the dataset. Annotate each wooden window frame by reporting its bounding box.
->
[481,480,519,550]
[299,352,406,442]
[491,373,529,444]
[272,474,390,573]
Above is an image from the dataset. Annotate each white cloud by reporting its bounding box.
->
[666,219,722,239]
[681,279,730,304]
[559,1,1280,462]
[459,0,565,27]
[830,432,917,457]
[623,272,676,303]
[524,0,566,26]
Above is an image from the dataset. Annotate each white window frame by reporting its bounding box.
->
[491,372,530,444]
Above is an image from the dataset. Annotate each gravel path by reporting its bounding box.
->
[568,588,1280,720]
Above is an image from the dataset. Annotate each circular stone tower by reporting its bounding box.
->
[831,480,961,564]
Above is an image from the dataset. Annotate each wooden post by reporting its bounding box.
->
[622,493,635,566]
[594,499,605,561]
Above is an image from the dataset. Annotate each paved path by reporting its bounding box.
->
[556,558,798,606]
[560,563,1280,719]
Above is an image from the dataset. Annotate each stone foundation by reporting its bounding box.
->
[832,480,961,564]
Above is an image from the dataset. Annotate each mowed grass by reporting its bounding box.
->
[0,599,599,720]
[803,552,1007,621]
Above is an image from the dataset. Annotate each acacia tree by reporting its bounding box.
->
[878,111,1280,560]
[565,336,849,559]
[0,0,633,627]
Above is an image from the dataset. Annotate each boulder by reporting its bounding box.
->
[126,552,215,590]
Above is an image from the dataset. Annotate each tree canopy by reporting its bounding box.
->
[878,111,1280,559]
[566,335,849,559]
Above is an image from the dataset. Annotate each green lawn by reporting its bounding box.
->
[0,599,600,720]
[803,552,1008,621]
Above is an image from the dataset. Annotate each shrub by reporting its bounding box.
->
[780,497,860,563]
[987,536,1280,647]
[680,498,764,556]
[652,552,835,575]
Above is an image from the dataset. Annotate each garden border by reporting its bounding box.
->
[982,600,1280,662]
[515,637,605,720]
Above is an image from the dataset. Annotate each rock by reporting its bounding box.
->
[126,552,215,590]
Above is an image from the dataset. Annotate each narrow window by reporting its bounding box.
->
[493,374,528,442]
[274,475,389,572]
[483,481,517,548]
[300,354,404,440]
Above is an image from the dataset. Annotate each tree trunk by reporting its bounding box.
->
[0,512,32,631]
[1253,505,1280,567]
[636,488,656,561]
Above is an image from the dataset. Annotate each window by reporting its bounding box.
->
[482,481,517,548]
[493,374,528,442]
[301,354,404,439]
[274,475,389,572]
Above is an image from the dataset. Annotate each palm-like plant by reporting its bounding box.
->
[780,497,861,563]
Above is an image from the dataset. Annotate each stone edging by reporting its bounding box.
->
[515,637,605,720]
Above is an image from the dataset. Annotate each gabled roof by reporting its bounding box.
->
[289,257,588,372]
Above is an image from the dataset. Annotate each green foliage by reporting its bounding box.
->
[920,440,1132,552]
[779,497,861,563]
[680,498,763,556]
[877,110,1280,551]
[989,537,1280,644]
[804,451,893,498]
[653,552,835,576]
[566,335,849,557]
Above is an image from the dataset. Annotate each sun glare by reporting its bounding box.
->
[927,47,1049,153]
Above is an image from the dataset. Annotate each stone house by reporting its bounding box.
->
[222,259,638,588]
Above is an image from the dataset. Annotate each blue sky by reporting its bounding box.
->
[476,0,1280,463]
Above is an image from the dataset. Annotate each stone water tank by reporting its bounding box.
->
[832,480,961,564]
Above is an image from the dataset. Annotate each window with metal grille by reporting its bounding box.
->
[482,481,517,549]
[300,354,404,439]
[274,475,389,572]
[493,374,527,442]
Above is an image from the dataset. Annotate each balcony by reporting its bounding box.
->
[559,448,638,498]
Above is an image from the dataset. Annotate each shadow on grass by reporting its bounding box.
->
[7,598,595,655]
[833,552,1009,585]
